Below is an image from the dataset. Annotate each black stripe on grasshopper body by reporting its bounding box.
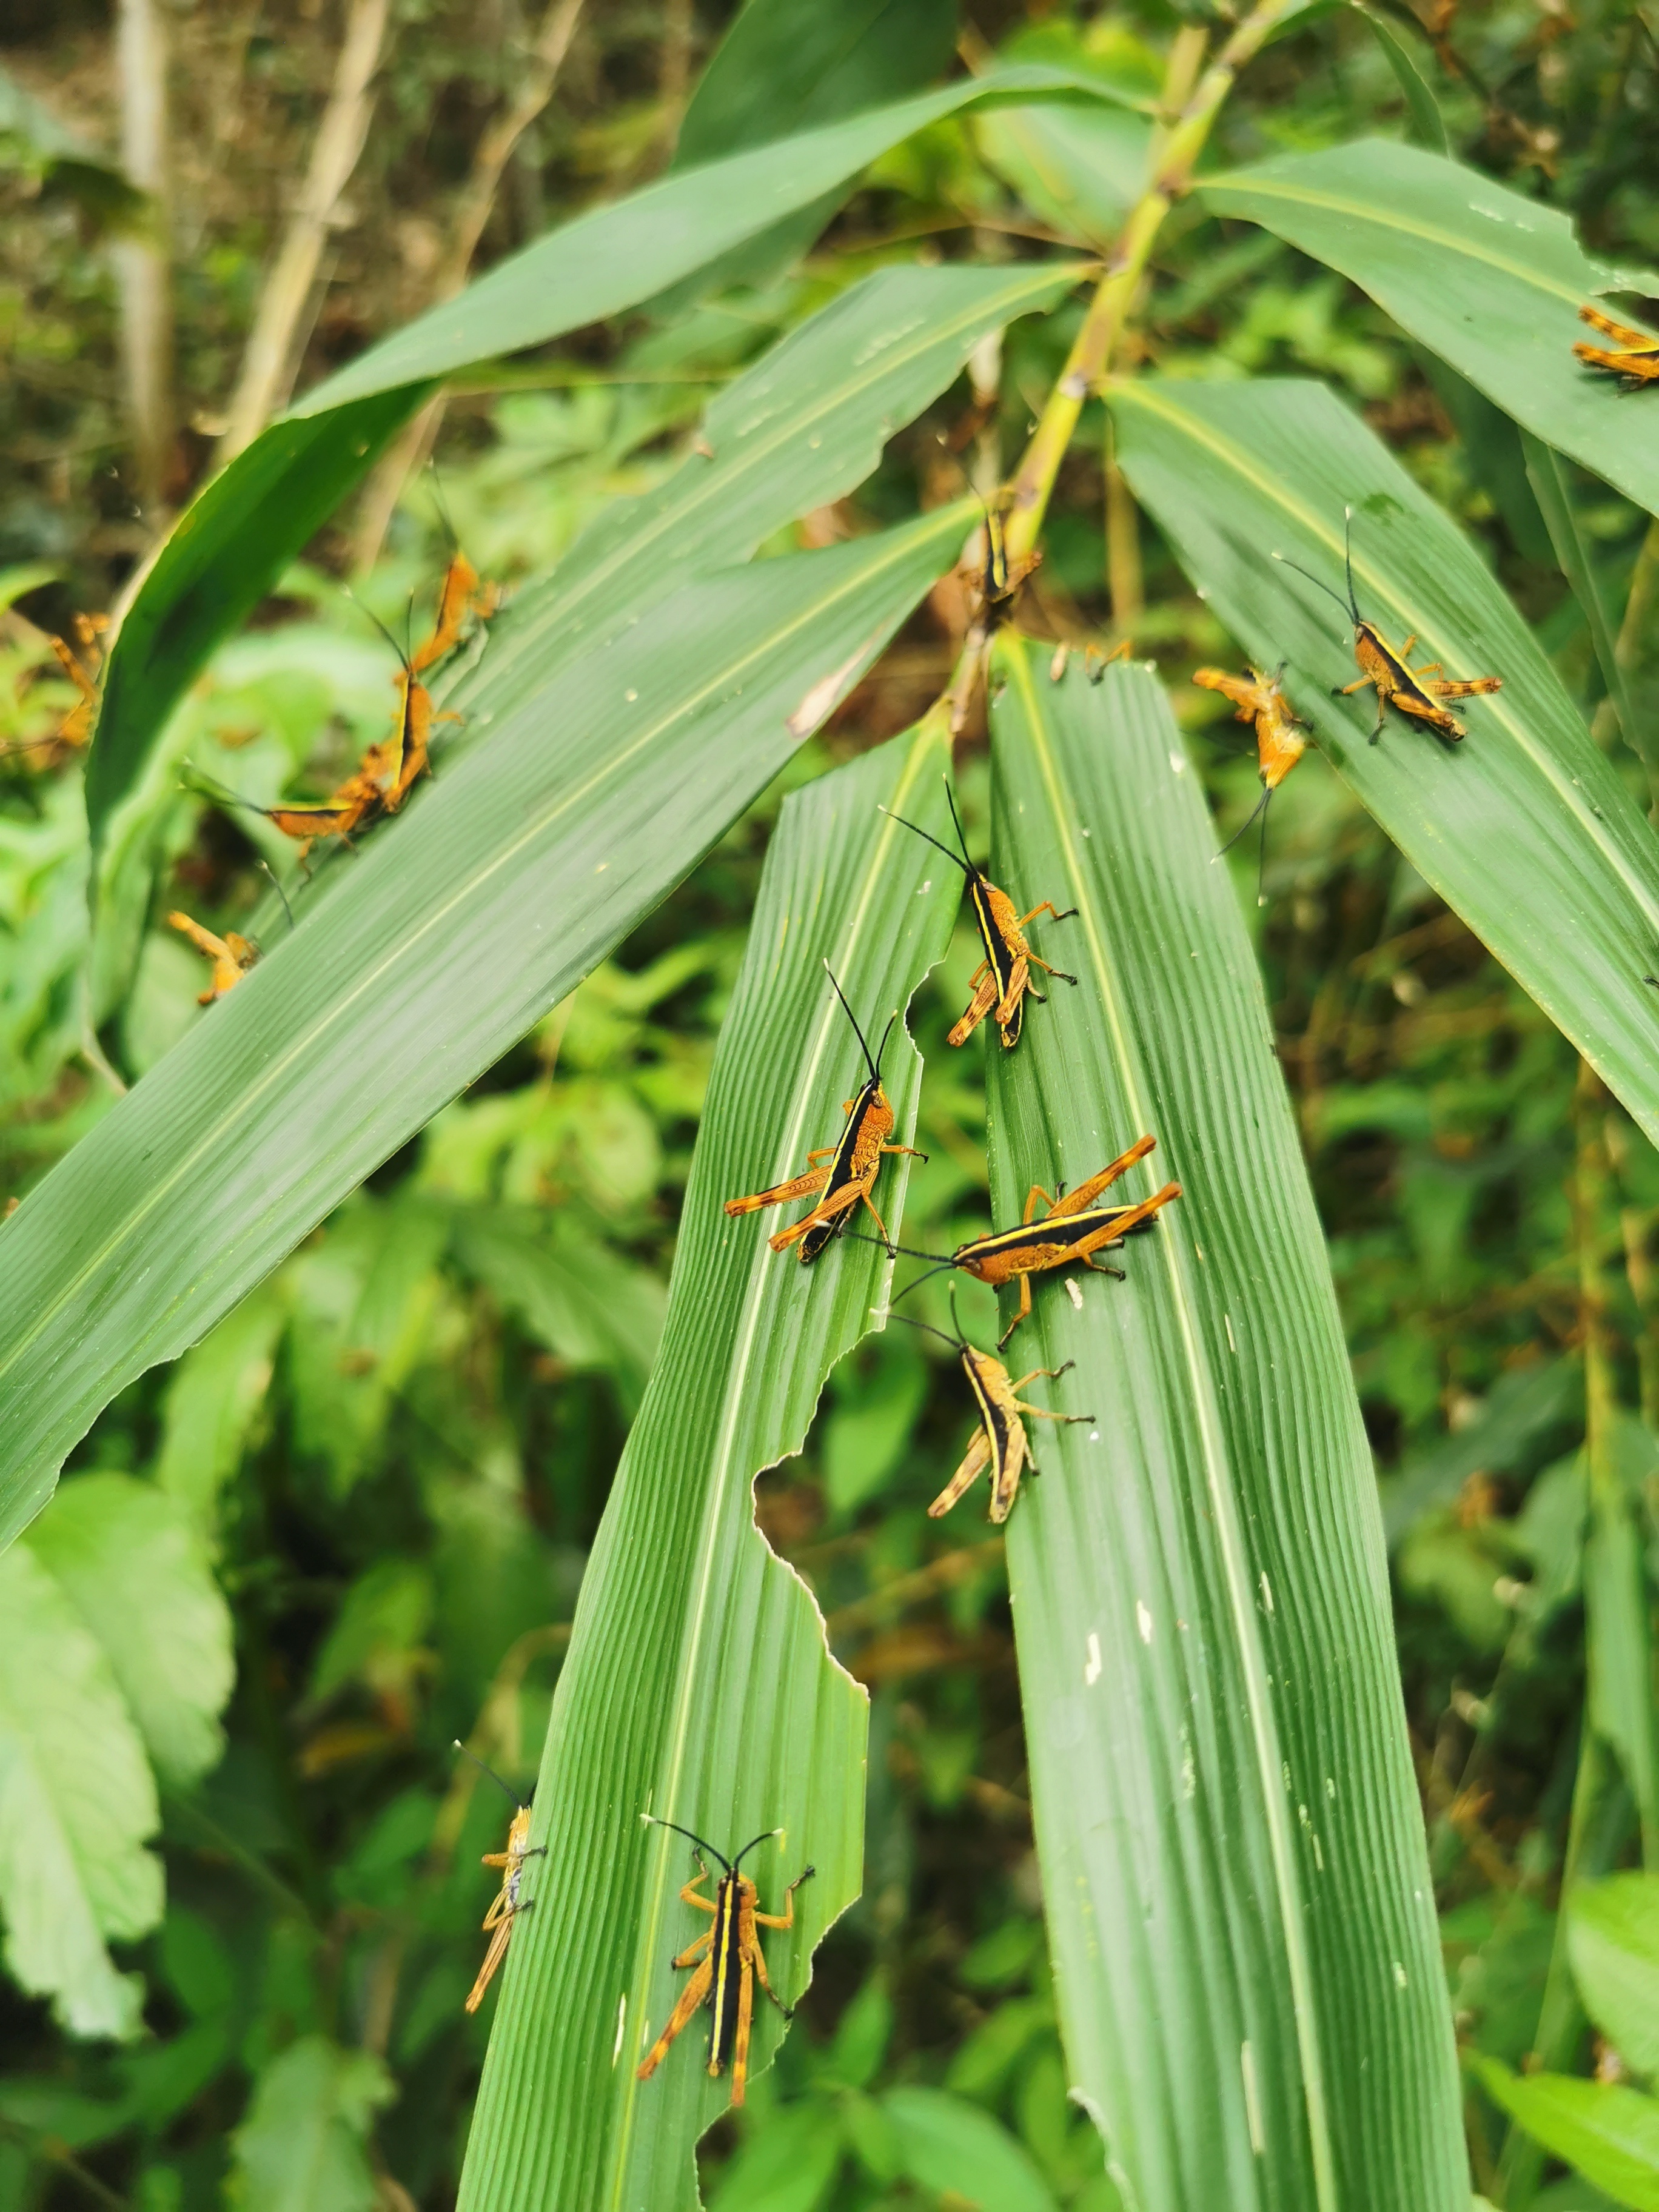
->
[880,779,1077,1051]
[637,1818,815,2106]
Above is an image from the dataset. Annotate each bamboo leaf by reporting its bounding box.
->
[452,259,1084,732]
[1347,7,1447,154]
[980,647,1465,2209]
[1567,1873,1659,2079]
[0,508,966,1550]
[456,723,960,2212]
[87,64,1118,842]
[1475,2057,1659,2211]
[1111,375,1659,1148]
[1521,429,1647,782]
[1198,141,1659,520]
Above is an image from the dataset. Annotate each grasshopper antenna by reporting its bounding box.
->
[888,1310,960,1351]
[641,1813,732,1872]
[1271,549,1354,622]
[731,1829,783,1871]
[255,857,294,933]
[872,1010,899,1078]
[890,1281,971,1352]
[453,1740,523,1808]
[878,803,971,879]
[343,585,414,672]
[822,959,880,1084]
[429,460,459,552]
[848,1230,954,1267]
[1342,503,1358,623]
[941,776,978,873]
[1214,786,1272,865]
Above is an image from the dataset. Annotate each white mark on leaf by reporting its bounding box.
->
[1241,2042,1265,2154]
[1084,1632,1102,1686]
[1135,1600,1153,1644]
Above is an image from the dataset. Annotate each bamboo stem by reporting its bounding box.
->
[1002,0,1305,568]
[217,0,390,464]
[112,0,174,517]
[350,0,588,572]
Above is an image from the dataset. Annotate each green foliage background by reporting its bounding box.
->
[4,0,1659,2207]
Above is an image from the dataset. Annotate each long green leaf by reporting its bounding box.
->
[1521,428,1647,782]
[457,723,959,2212]
[87,63,1117,842]
[451,259,1083,731]
[0,508,965,1550]
[1476,2057,1659,2211]
[1112,375,1659,1148]
[1198,141,1659,520]
[980,646,1464,2210]
[92,261,1078,1015]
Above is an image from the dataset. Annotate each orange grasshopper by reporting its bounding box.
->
[1574,303,1659,390]
[894,1289,1092,1525]
[1193,662,1309,900]
[411,547,500,675]
[1274,508,1502,746]
[48,613,109,746]
[455,1743,545,2014]
[216,615,445,873]
[3,612,109,764]
[724,962,925,1262]
[167,911,258,1002]
[636,1818,814,2108]
[883,1133,1180,1346]
[882,779,1077,1051]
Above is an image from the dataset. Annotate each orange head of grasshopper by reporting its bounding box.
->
[1272,508,1499,748]
[880,779,1077,1051]
[1193,662,1309,906]
[637,1816,814,2105]
[455,1741,545,2014]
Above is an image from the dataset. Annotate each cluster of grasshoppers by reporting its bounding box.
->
[164,540,501,999]
[457,497,1518,2088]
[456,1743,814,2106]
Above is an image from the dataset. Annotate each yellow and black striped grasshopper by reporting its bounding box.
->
[636,1818,814,2108]
[893,1287,1092,1525]
[1193,662,1310,902]
[455,1742,545,2014]
[724,962,924,1262]
[1273,508,1501,746]
[879,1133,1180,1347]
[1574,304,1659,390]
[882,779,1077,1051]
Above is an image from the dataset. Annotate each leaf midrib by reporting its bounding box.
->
[1201,172,1586,307]
[605,740,931,2205]
[1114,383,1659,939]
[0,518,957,1398]
[1004,647,1338,2211]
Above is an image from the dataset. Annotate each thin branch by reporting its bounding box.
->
[112,0,174,517]
[350,0,588,571]
[217,0,390,464]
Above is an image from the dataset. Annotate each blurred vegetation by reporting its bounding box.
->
[3,0,1659,2206]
